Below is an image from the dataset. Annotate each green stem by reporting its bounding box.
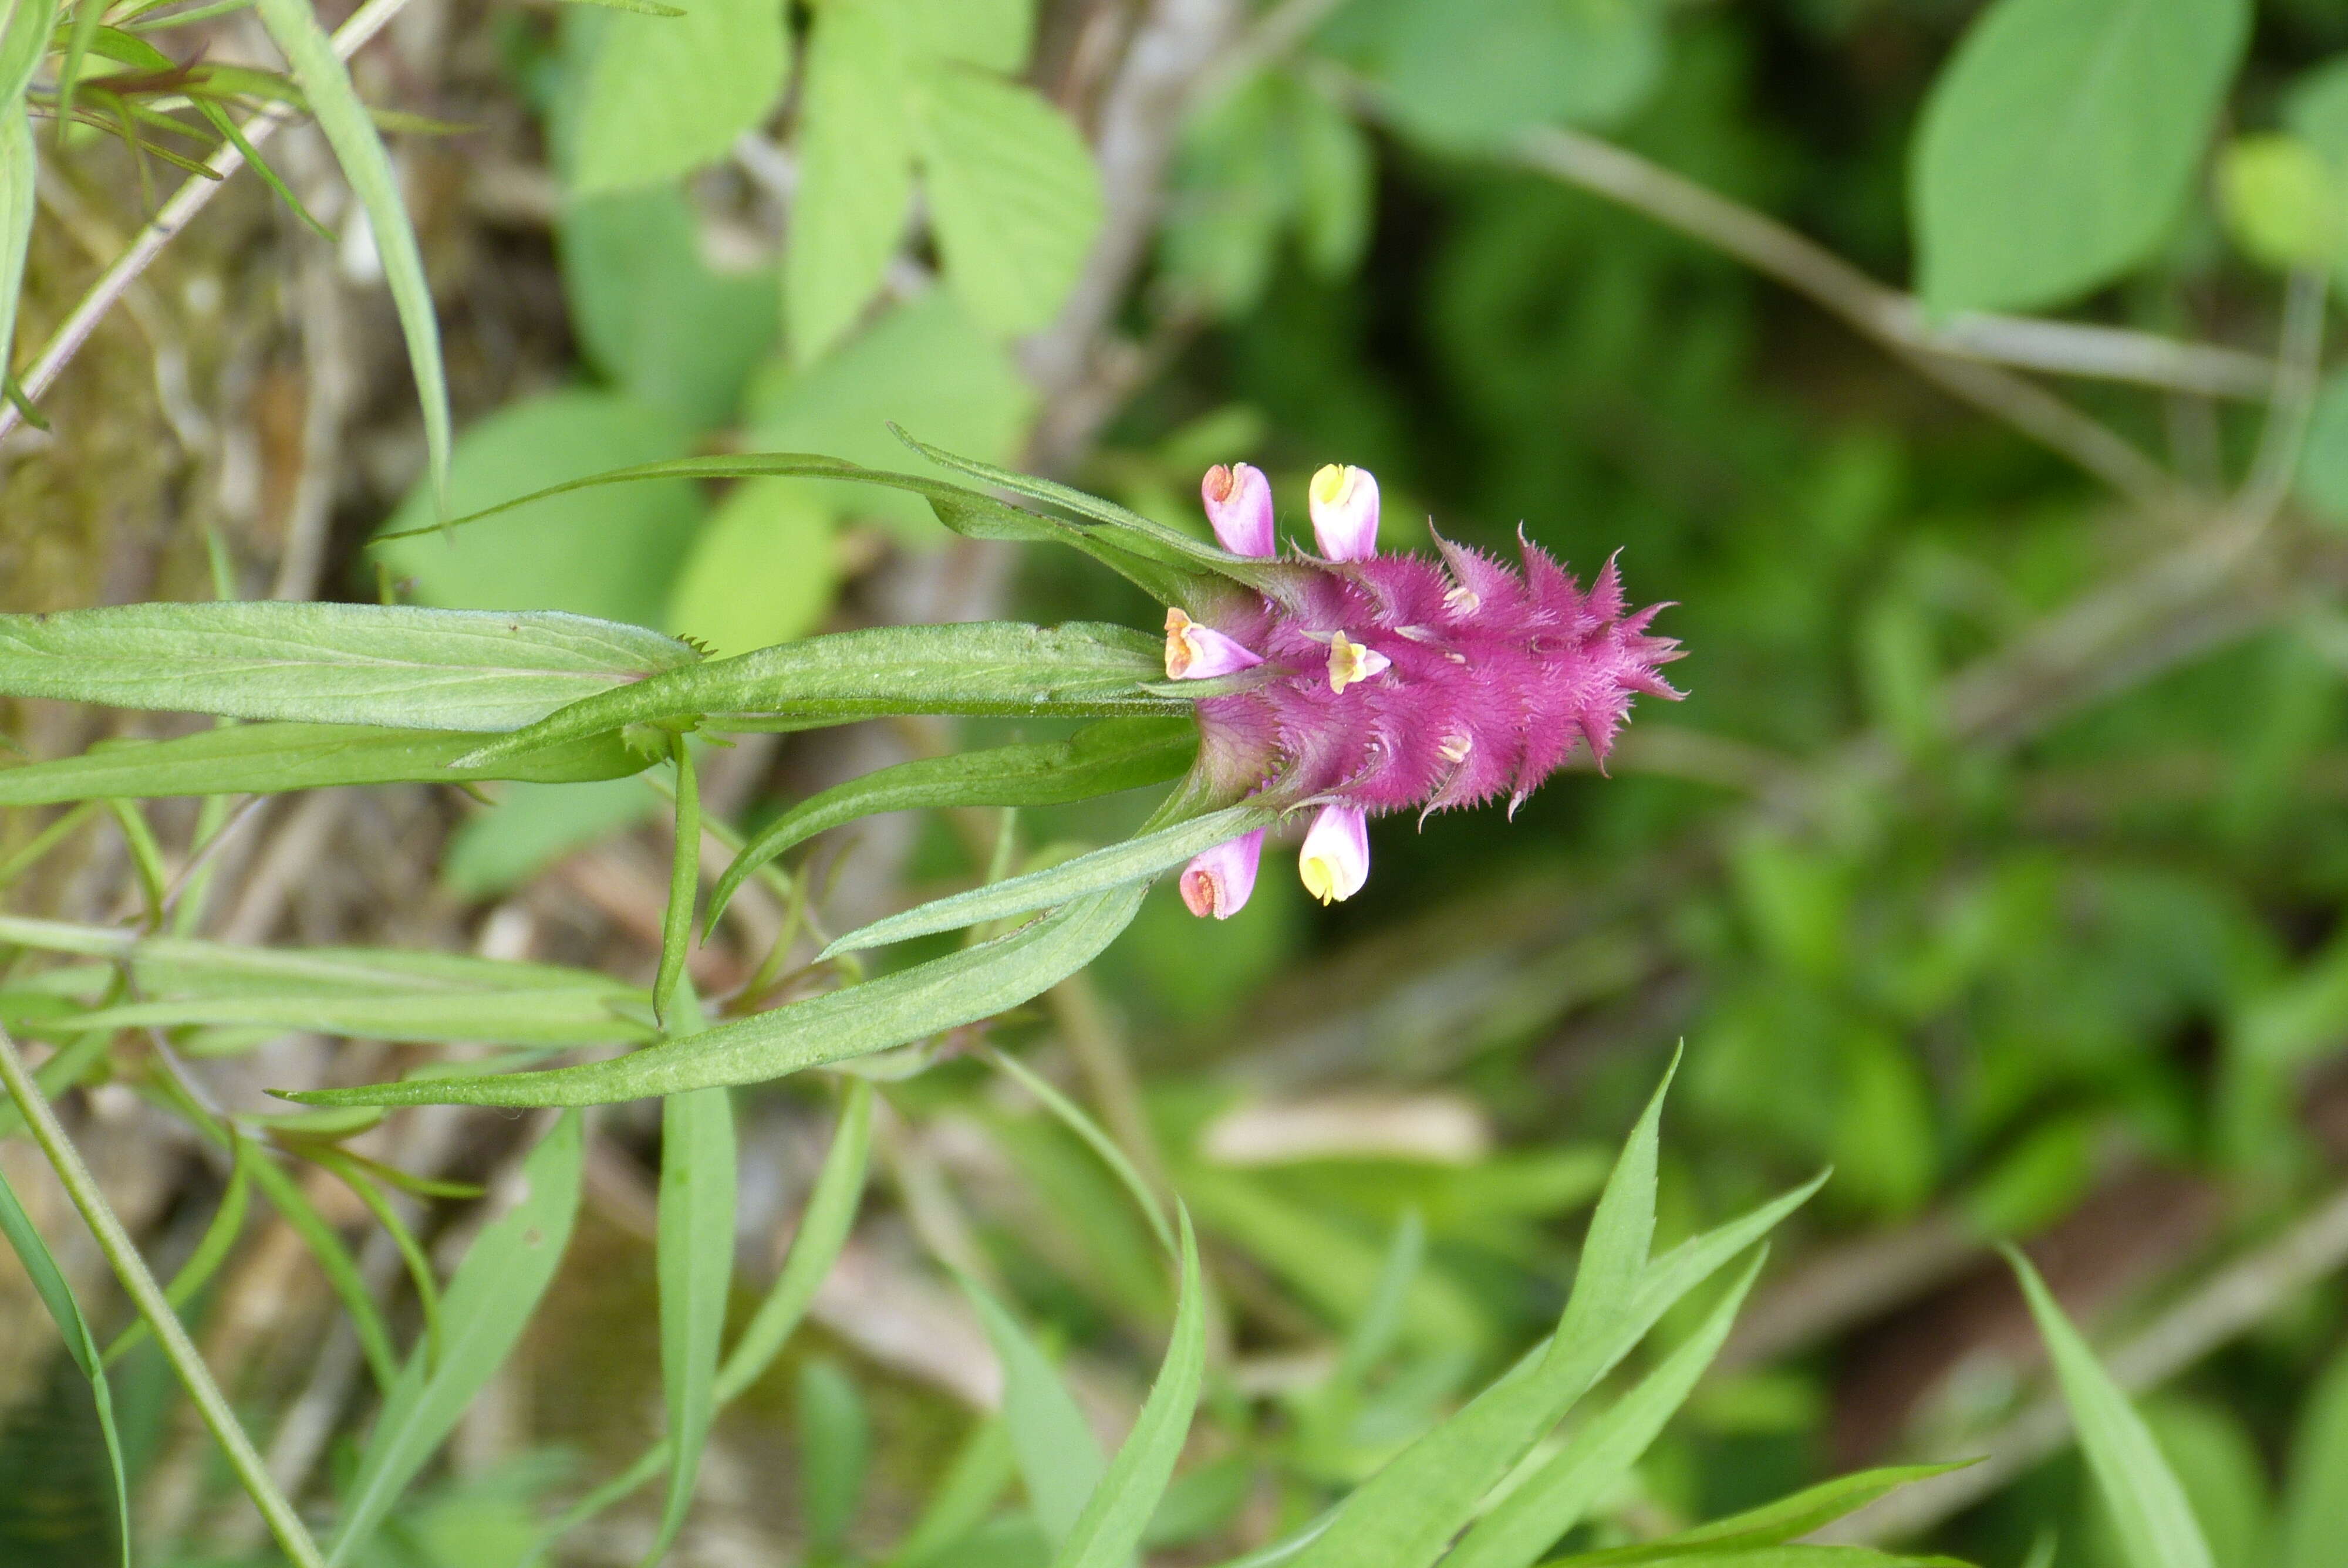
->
[0,1024,329,1568]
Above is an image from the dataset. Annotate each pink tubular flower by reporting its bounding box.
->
[1297,805,1369,905]
[1180,828,1264,919]
[1202,462,1276,558]
[1164,608,1264,680]
[1308,464,1379,562]
[1171,464,1683,916]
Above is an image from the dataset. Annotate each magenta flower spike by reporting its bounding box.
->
[1297,803,1369,904]
[1164,608,1264,681]
[1180,828,1266,919]
[1172,462,1683,916]
[1308,464,1379,562]
[1202,462,1277,558]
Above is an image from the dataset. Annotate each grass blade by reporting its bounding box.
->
[244,1140,402,1391]
[0,1158,131,1567]
[1558,1464,1976,1563]
[984,1044,1172,1256]
[1448,1250,1767,1568]
[964,1275,1106,1547]
[0,602,697,731]
[647,1069,736,1564]
[653,735,700,1025]
[103,1130,254,1365]
[327,1111,586,1564]
[705,718,1195,931]
[448,621,1179,770]
[2010,1248,2215,1568]
[288,884,1149,1107]
[823,804,1276,956]
[253,0,450,515]
[1049,1209,1207,1568]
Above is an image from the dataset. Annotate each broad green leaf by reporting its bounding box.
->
[0,104,33,400]
[664,481,837,658]
[916,65,1104,337]
[0,722,648,805]
[0,1161,131,1568]
[964,1277,1107,1546]
[706,716,1196,929]
[824,804,1277,955]
[572,0,788,193]
[1048,1211,1206,1568]
[2010,1249,2215,1568]
[328,1111,585,1564]
[647,1073,736,1565]
[744,290,1035,542]
[1447,1251,1766,1568]
[902,0,1033,70]
[1910,0,2250,315]
[2282,1346,2348,1568]
[559,188,780,428]
[1368,0,1663,148]
[0,601,698,731]
[254,0,451,513]
[799,1359,873,1555]
[787,0,915,363]
[1560,1465,1975,1562]
[446,620,1180,769]
[287,883,1148,1106]
[375,390,705,628]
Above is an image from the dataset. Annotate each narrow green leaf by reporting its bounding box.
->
[915,63,1102,337]
[1338,1208,1425,1387]
[825,804,1275,956]
[0,602,697,731]
[0,101,37,426]
[889,1416,1017,1566]
[0,722,649,805]
[647,1071,736,1565]
[572,0,788,194]
[786,0,915,362]
[287,884,1148,1106]
[653,736,699,1024]
[244,1149,402,1393]
[964,1276,1107,1546]
[984,1044,1173,1256]
[103,1133,255,1365]
[1911,0,2251,314]
[707,717,1195,931]
[1549,1552,1970,1568]
[303,1145,446,1367]
[2283,1347,2348,1568]
[253,0,450,513]
[1049,1209,1206,1568]
[447,621,1180,770]
[1560,1465,1977,1563]
[716,1079,873,1402]
[0,1160,131,1568]
[2010,1248,2215,1568]
[1448,1251,1769,1568]
[0,0,61,105]
[328,1111,585,1564]
[798,1358,873,1555]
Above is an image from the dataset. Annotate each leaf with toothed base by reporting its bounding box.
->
[447,622,1183,770]
[278,884,1149,1107]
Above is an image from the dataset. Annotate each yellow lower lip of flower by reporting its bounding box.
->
[1299,853,1342,904]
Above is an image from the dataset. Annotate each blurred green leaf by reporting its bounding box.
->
[0,600,696,731]
[2293,368,2348,527]
[786,0,915,363]
[2120,1400,2269,1568]
[2010,1249,2214,1568]
[376,390,706,628]
[328,1112,585,1563]
[254,0,451,515]
[900,0,1033,71]
[571,0,787,193]
[2282,1346,2348,1568]
[664,480,837,657]
[1558,1465,1976,1562]
[964,1278,1106,1547]
[441,776,659,900]
[0,103,33,405]
[1343,0,1664,150]
[889,1418,1017,1566]
[2217,136,2343,271]
[1910,0,2249,314]
[708,716,1196,930]
[290,884,1148,1106]
[647,1073,736,1566]
[799,1358,874,1559]
[1047,1212,1205,1568]
[559,188,780,428]
[916,65,1104,337]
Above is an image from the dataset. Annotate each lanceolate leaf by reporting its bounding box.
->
[965,1276,1107,1546]
[0,603,697,731]
[0,104,36,401]
[826,804,1276,955]
[0,722,649,805]
[448,622,1181,769]
[328,1113,586,1564]
[1049,1211,1207,1568]
[1557,1464,1976,1563]
[254,0,451,515]
[706,716,1197,930]
[648,1072,736,1566]
[286,884,1149,1106]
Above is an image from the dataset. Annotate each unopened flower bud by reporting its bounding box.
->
[1202,463,1276,559]
[1297,804,1369,905]
[1179,828,1264,919]
[1308,464,1379,562]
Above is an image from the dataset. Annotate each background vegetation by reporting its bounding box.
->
[7,1,2348,1566]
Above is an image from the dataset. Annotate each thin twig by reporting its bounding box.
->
[0,0,417,443]
[0,1023,328,1568]
[1820,1185,2348,1545]
[1186,0,1352,112]
[2235,265,2329,528]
